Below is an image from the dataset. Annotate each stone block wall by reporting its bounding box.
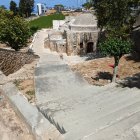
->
[44,39,67,54]
[0,49,38,76]
[56,41,67,53]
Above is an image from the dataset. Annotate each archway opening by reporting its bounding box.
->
[87,42,94,53]
[80,43,83,48]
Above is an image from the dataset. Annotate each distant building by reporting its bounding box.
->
[54,4,64,12]
[37,3,46,15]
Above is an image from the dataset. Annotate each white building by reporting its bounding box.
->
[37,3,46,15]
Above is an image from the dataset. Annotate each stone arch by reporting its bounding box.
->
[86,42,94,53]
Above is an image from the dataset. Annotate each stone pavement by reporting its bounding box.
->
[33,30,140,140]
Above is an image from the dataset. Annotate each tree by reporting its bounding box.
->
[54,4,64,13]
[26,0,34,17]
[94,0,140,34]
[19,0,34,17]
[0,5,7,9]
[82,2,93,10]
[99,38,132,82]
[94,0,140,82]
[0,8,30,51]
[10,0,18,15]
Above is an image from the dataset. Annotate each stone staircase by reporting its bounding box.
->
[35,52,140,140]
[33,30,140,140]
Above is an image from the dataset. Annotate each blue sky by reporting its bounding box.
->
[0,0,87,10]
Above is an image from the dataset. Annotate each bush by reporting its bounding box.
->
[0,8,30,51]
[30,25,39,36]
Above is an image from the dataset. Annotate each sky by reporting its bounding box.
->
[0,0,87,11]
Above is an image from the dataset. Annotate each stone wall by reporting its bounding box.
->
[44,30,99,56]
[0,49,38,76]
[70,25,98,32]
[44,39,67,54]
[66,31,99,55]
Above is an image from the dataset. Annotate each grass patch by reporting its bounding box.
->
[26,90,35,102]
[13,80,22,88]
[26,90,35,96]
[13,80,25,90]
[29,13,65,30]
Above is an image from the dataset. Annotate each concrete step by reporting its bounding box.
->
[38,85,140,139]
[35,82,94,105]
[84,111,140,140]
[35,70,89,89]
[50,88,140,125]
[113,129,138,140]
[35,75,119,105]
[38,84,129,111]
[39,53,61,62]
[37,53,64,67]
[38,85,124,111]
[35,64,70,77]
[65,98,140,140]
[37,61,65,67]
[35,69,92,104]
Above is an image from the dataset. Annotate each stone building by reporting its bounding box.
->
[45,13,99,56]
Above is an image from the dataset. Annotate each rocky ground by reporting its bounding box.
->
[71,53,140,86]
[0,90,34,140]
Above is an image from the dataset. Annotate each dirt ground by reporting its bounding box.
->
[8,59,37,104]
[71,53,140,86]
[0,90,34,140]
[5,55,38,103]
[14,79,35,104]
[0,43,7,49]
[62,11,83,16]
[0,39,32,52]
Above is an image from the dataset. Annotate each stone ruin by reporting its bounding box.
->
[44,13,99,56]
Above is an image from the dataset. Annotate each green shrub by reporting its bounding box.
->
[30,25,39,36]
[0,8,30,51]
[99,37,132,82]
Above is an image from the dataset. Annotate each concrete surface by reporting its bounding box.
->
[34,30,140,140]
[1,81,63,140]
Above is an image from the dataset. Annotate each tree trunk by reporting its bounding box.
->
[96,27,103,47]
[112,56,119,82]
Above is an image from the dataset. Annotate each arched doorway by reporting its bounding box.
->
[87,42,94,53]
[80,43,83,48]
